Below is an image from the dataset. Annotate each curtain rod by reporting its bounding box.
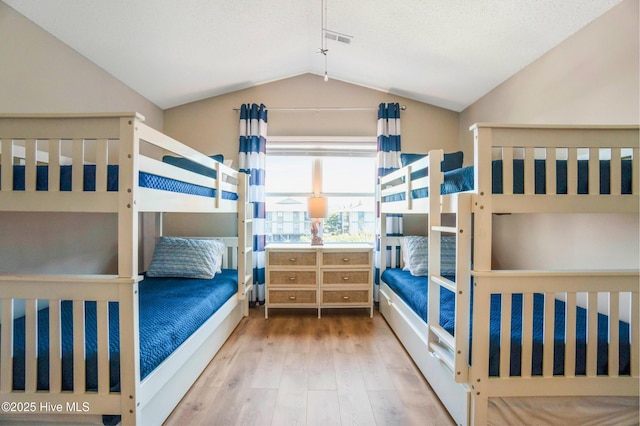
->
[233,105,406,112]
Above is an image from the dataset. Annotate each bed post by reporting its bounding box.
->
[469,273,490,426]
[237,172,253,315]
[117,115,143,422]
[380,212,388,275]
[472,124,493,271]
[118,114,141,278]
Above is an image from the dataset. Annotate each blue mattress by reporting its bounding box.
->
[9,269,238,392]
[384,159,633,202]
[381,268,631,376]
[1,165,239,200]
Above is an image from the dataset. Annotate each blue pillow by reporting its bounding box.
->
[442,151,464,172]
[147,237,225,279]
[400,151,464,172]
[162,154,224,179]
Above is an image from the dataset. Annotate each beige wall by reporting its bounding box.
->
[0,1,163,129]
[459,0,639,159]
[460,0,640,270]
[163,73,459,167]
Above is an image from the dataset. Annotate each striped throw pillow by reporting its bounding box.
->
[147,237,225,279]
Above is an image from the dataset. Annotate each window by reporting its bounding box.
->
[265,137,376,244]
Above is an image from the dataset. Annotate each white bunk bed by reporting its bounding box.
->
[378,124,639,425]
[0,113,253,425]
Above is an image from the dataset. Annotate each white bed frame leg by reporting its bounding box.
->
[117,278,142,424]
[117,116,142,423]
[470,392,488,426]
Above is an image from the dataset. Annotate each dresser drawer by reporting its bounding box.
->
[322,290,369,304]
[322,251,370,267]
[322,270,370,285]
[268,251,317,266]
[268,270,317,286]
[269,290,317,304]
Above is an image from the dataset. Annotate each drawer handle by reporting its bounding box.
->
[289,296,296,300]
[289,277,296,281]
[342,296,350,300]
[342,258,350,262]
[289,258,297,262]
[342,276,350,281]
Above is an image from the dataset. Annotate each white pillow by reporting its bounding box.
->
[403,236,429,276]
[147,237,225,279]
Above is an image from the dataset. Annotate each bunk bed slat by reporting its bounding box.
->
[72,139,84,192]
[611,148,622,195]
[431,275,456,293]
[521,293,534,378]
[430,341,455,372]
[633,148,639,196]
[632,290,639,378]
[502,147,513,195]
[524,147,535,195]
[96,138,109,192]
[24,299,38,392]
[25,139,36,191]
[431,324,455,351]
[567,148,578,195]
[546,148,557,195]
[0,299,14,393]
[542,292,555,377]
[388,241,399,270]
[565,292,577,377]
[48,139,61,192]
[97,300,110,395]
[609,292,620,377]
[586,292,598,377]
[49,299,62,393]
[499,294,512,378]
[588,148,600,195]
[73,301,86,393]
[1,139,13,192]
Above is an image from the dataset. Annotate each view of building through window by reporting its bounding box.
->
[265,155,376,244]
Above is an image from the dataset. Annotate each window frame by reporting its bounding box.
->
[265,136,377,244]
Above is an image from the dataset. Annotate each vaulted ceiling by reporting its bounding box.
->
[3,0,623,111]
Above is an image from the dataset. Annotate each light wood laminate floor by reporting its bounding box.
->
[165,306,455,426]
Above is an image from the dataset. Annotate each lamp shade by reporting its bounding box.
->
[307,196,328,218]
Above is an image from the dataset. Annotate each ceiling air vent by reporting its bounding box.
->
[325,30,352,45]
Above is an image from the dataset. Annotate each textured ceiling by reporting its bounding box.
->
[3,0,623,111]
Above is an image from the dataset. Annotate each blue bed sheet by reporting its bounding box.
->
[9,269,238,392]
[381,268,631,376]
[1,165,239,200]
[385,159,632,201]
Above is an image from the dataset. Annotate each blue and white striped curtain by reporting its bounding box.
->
[239,103,267,304]
[375,102,403,303]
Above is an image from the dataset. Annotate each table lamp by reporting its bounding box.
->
[307,196,328,245]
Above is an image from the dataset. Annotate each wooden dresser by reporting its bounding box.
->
[265,243,373,318]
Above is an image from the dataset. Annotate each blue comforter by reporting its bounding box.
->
[1,165,238,200]
[9,270,238,392]
[381,268,631,376]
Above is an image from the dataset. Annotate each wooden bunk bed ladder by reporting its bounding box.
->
[428,192,473,383]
